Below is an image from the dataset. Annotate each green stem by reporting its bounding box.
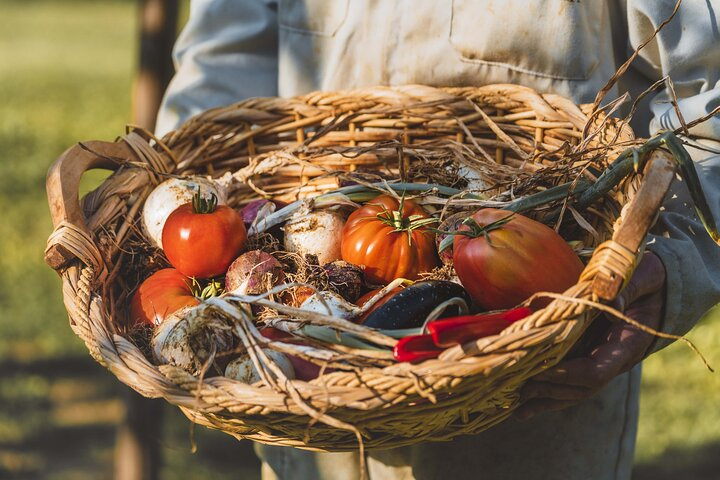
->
[438,213,515,252]
[192,187,218,214]
[660,132,720,244]
[505,179,593,213]
[252,182,478,234]
[510,132,719,244]
[252,133,720,245]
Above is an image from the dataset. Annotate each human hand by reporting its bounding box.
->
[516,252,666,421]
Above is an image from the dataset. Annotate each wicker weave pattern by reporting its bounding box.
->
[45,84,643,451]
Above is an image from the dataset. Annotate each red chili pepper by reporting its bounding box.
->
[393,334,443,363]
[427,307,533,348]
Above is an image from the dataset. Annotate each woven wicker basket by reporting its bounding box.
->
[45,84,679,452]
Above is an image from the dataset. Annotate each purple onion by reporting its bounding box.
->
[239,199,275,228]
[225,250,284,295]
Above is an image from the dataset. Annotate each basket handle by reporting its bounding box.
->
[45,141,137,270]
[590,148,676,300]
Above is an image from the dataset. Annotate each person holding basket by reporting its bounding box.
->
[156,1,720,478]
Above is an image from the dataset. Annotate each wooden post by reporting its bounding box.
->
[131,0,179,130]
[114,388,164,480]
[115,1,178,479]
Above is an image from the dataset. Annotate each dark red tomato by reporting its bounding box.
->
[259,327,292,343]
[341,195,439,285]
[162,194,247,278]
[129,268,199,327]
[453,209,584,310]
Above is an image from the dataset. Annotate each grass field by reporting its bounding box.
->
[0,1,718,479]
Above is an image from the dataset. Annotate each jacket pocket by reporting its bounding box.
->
[449,0,602,81]
[278,0,349,37]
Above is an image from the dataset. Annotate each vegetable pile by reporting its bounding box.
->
[130,175,590,385]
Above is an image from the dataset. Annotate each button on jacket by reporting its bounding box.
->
[157,1,720,479]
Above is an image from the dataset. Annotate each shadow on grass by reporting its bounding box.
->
[0,354,261,479]
[0,355,106,377]
[633,442,720,480]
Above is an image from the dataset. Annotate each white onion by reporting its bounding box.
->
[142,176,226,249]
[224,350,295,384]
[283,209,345,265]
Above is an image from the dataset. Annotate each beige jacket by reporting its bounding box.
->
[158,1,720,479]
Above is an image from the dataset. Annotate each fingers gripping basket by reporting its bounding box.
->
[45,84,676,451]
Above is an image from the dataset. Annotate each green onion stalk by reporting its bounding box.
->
[251,132,718,245]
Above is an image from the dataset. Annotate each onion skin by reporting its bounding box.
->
[151,304,234,375]
[286,286,316,307]
[225,250,284,295]
[299,291,358,320]
[142,176,225,249]
[324,261,364,303]
[240,199,277,229]
[284,210,345,265]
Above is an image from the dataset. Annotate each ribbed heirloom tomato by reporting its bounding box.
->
[341,194,440,285]
[162,191,247,278]
[453,208,584,310]
[129,268,199,327]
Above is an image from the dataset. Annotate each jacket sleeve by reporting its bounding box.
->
[155,0,279,137]
[625,0,720,352]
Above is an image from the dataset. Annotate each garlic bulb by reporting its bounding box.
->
[224,350,295,384]
[151,304,234,374]
[299,291,359,320]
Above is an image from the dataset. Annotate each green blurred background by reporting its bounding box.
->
[0,1,718,478]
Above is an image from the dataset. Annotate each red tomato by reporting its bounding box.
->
[453,209,584,310]
[341,195,439,284]
[129,268,199,327]
[162,195,247,278]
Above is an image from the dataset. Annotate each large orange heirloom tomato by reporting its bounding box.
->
[341,195,440,285]
[162,191,247,278]
[453,208,584,310]
[129,268,199,327]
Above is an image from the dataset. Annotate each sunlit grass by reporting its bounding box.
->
[0,0,133,360]
[0,1,250,478]
[635,307,720,477]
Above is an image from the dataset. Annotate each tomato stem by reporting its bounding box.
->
[375,193,439,246]
[191,187,218,214]
[187,277,225,300]
[438,213,515,251]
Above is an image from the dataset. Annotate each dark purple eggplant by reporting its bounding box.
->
[362,281,471,330]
